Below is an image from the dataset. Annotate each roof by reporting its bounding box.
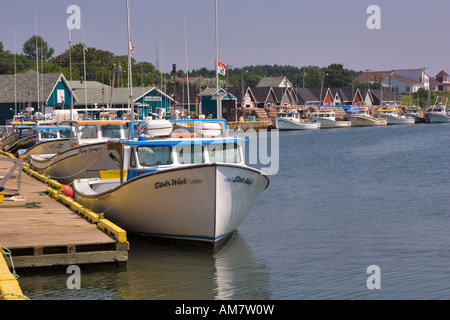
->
[256,76,291,88]
[249,87,275,103]
[354,71,391,83]
[294,88,319,103]
[367,89,400,102]
[387,74,421,85]
[0,71,76,103]
[435,70,449,77]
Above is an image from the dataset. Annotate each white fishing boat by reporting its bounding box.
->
[376,106,415,125]
[29,120,138,184]
[404,106,427,123]
[311,108,351,128]
[424,105,450,123]
[344,107,387,127]
[72,119,269,246]
[16,125,72,160]
[274,112,320,130]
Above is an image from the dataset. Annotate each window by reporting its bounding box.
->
[60,129,71,138]
[101,125,122,138]
[406,86,410,92]
[209,143,241,164]
[130,148,136,167]
[40,130,58,139]
[177,145,204,164]
[57,89,65,104]
[137,146,172,166]
[79,126,98,139]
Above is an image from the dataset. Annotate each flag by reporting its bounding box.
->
[82,43,88,53]
[218,61,227,76]
[129,38,135,54]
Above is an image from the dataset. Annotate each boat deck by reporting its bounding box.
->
[0,153,128,269]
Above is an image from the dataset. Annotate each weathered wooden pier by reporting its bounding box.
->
[0,151,129,299]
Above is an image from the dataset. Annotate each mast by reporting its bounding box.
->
[82,15,88,110]
[126,0,134,119]
[69,28,73,120]
[35,11,40,116]
[184,17,190,116]
[215,0,221,118]
[14,30,17,116]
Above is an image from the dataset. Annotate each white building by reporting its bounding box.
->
[381,68,433,93]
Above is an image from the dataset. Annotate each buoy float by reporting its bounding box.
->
[62,185,73,197]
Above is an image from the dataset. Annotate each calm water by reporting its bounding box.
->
[17,122,450,300]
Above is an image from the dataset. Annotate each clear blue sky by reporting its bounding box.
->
[1,0,449,77]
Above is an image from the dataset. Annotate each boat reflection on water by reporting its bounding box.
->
[124,232,270,300]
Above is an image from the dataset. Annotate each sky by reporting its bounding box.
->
[0,0,449,77]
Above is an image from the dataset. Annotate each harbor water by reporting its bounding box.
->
[17,122,449,300]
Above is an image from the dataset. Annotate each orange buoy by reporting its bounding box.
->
[62,185,73,197]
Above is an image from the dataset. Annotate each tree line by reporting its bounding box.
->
[1,35,379,90]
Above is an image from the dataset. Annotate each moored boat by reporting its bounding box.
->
[16,125,72,160]
[274,112,320,130]
[424,105,450,123]
[29,120,138,184]
[404,106,427,123]
[312,108,351,129]
[344,107,387,127]
[73,119,270,246]
[376,106,415,125]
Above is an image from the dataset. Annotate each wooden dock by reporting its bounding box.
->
[0,152,129,270]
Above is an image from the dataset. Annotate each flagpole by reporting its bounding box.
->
[215,0,220,119]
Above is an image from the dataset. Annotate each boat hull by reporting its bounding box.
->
[19,139,72,160]
[378,114,415,125]
[344,115,387,127]
[30,142,120,185]
[313,118,351,129]
[275,117,320,130]
[405,113,427,123]
[73,164,269,245]
[425,113,450,123]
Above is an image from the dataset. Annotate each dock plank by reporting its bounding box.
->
[0,154,128,268]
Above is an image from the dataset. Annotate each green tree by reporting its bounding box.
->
[323,63,353,88]
[23,35,54,61]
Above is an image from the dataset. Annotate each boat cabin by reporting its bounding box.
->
[101,119,243,183]
[63,120,133,146]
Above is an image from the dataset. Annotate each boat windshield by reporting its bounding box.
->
[209,143,241,164]
[78,125,98,139]
[177,145,204,164]
[100,124,125,139]
[40,129,71,139]
[137,146,173,166]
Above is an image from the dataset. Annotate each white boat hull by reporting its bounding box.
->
[30,142,120,185]
[425,113,450,123]
[313,118,351,129]
[19,139,72,160]
[275,117,320,130]
[344,115,387,127]
[73,164,269,245]
[378,114,415,125]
